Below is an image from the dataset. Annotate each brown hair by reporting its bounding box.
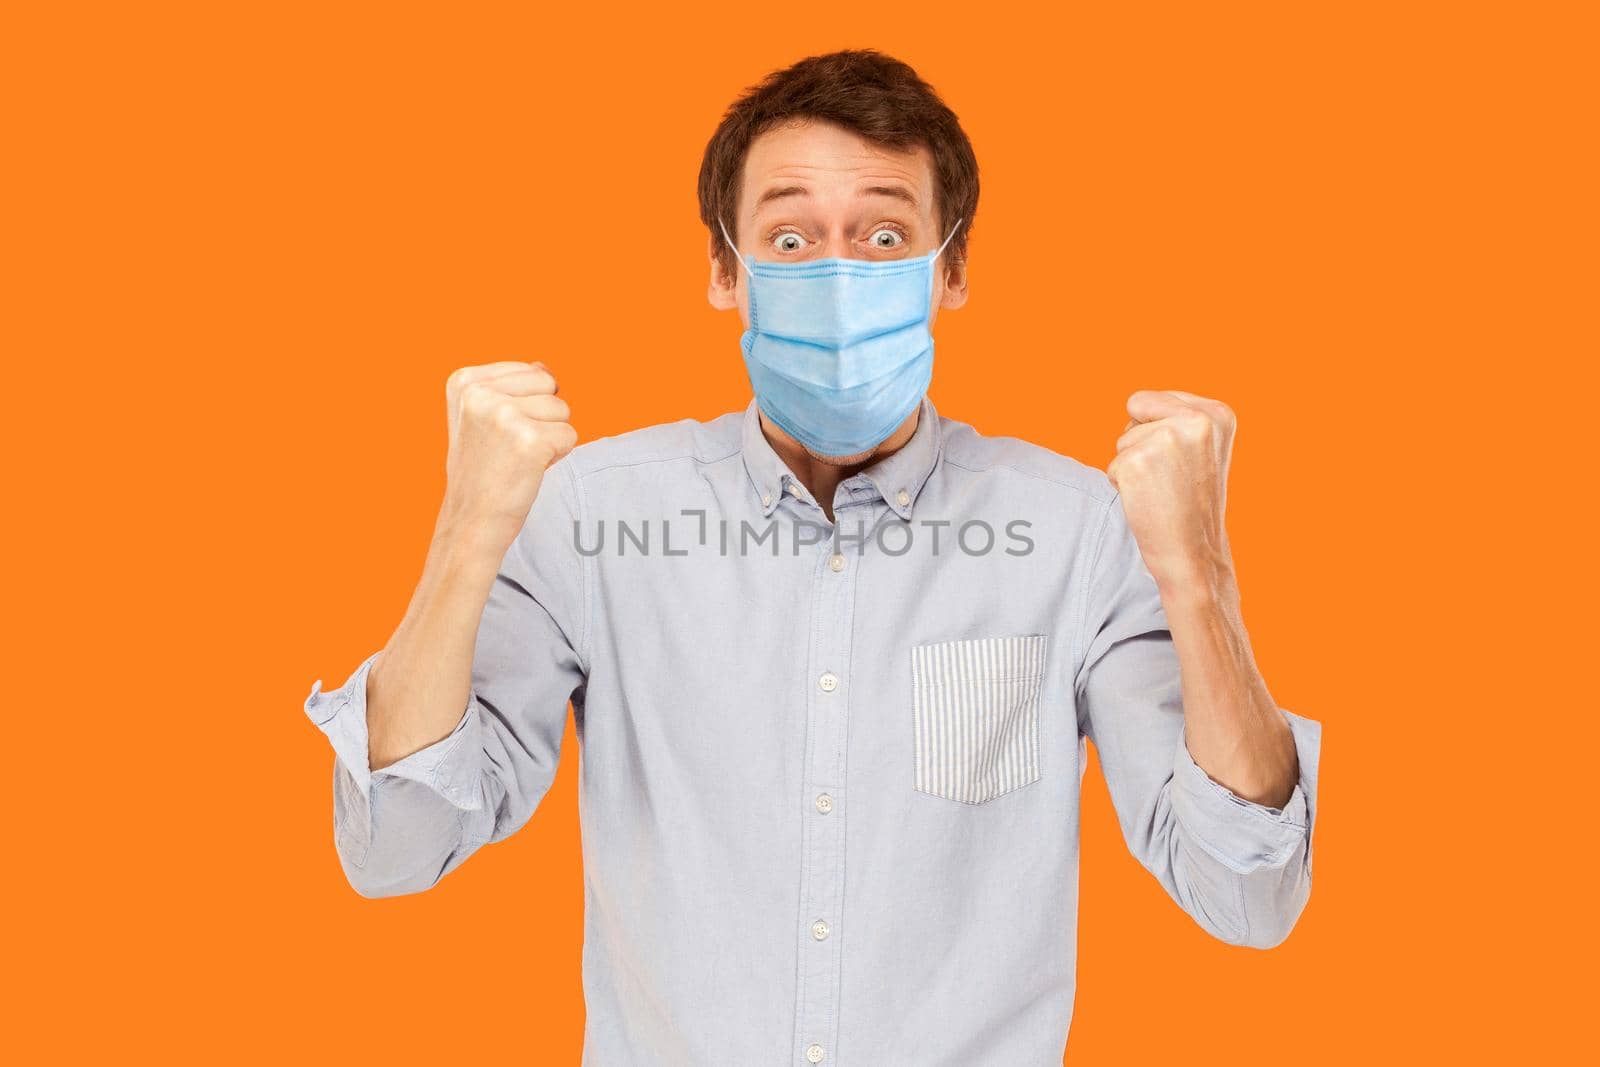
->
[697,49,979,280]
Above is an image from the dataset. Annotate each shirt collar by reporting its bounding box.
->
[740,396,943,521]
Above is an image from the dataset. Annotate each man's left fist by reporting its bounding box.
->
[1107,389,1236,590]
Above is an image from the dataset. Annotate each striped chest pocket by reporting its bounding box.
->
[910,634,1048,804]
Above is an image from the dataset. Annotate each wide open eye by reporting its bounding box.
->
[868,228,904,249]
[771,232,808,253]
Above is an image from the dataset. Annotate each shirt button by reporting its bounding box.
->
[818,672,838,693]
[806,1044,825,1063]
[828,553,846,572]
[896,488,910,507]
[760,492,772,508]
[815,793,833,814]
[787,482,803,496]
[811,919,830,940]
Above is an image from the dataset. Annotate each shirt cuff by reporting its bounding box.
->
[303,650,485,811]
[1169,707,1321,875]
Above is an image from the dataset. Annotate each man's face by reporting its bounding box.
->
[707,118,969,324]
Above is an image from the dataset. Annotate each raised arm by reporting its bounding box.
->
[302,361,583,897]
[1074,389,1321,948]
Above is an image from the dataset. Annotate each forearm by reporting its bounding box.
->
[1156,558,1297,809]
[367,519,506,772]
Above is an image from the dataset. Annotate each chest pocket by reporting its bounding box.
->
[910,634,1048,804]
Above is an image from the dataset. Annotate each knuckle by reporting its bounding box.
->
[461,384,497,419]
[513,423,544,452]
[492,399,523,429]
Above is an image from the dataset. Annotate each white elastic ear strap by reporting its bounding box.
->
[935,217,964,260]
[718,217,752,275]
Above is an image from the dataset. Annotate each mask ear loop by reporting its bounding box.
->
[717,217,753,277]
[933,217,964,261]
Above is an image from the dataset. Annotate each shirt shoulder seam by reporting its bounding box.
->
[940,455,1112,502]
[560,460,594,672]
[570,441,743,482]
[1073,493,1121,703]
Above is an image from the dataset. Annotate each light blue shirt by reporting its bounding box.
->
[304,396,1322,1066]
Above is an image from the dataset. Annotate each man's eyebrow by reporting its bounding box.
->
[752,184,919,211]
[754,185,809,209]
[860,184,918,208]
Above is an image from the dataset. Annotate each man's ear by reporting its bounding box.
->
[939,256,969,310]
[708,234,738,310]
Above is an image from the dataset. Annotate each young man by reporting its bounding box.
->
[304,48,1321,1065]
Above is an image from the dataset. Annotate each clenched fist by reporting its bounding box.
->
[1107,389,1237,591]
[438,360,577,555]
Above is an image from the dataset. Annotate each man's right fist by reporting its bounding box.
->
[439,360,577,553]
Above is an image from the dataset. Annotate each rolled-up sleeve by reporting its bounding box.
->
[1073,491,1322,949]
[302,458,589,898]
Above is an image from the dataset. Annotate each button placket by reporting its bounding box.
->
[793,529,856,1065]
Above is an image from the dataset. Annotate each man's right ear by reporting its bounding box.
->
[707,234,739,310]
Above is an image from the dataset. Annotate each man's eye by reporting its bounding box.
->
[869,228,904,249]
[772,232,807,253]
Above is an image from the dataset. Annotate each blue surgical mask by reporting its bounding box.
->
[720,216,962,457]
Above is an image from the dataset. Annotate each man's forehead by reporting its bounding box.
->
[741,120,934,215]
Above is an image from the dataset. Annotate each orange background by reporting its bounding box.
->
[6,2,1594,1062]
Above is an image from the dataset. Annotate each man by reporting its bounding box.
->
[304,48,1321,1065]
